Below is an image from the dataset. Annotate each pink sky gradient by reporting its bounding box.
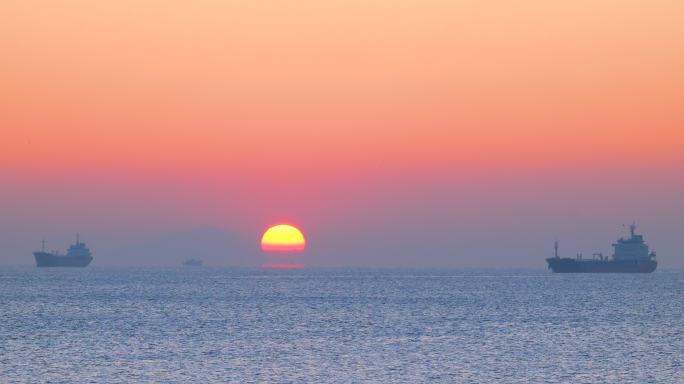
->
[1,0,683,266]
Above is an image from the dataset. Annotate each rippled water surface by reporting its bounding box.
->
[1,267,682,383]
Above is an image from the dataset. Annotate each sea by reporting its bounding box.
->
[1,267,682,383]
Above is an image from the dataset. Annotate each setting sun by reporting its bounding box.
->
[260,224,306,253]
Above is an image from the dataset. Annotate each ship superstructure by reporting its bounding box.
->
[546,223,657,273]
[33,233,93,267]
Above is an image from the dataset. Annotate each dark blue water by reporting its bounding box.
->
[1,267,682,383]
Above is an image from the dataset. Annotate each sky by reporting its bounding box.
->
[1,0,683,267]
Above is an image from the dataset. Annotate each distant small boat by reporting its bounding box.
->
[183,258,203,267]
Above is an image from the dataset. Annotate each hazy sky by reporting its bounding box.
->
[1,0,683,267]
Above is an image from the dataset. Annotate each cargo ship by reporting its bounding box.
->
[546,223,657,273]
[33,234,93,267]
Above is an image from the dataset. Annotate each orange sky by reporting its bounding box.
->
[1,0,683,266]
[2,0,683,169]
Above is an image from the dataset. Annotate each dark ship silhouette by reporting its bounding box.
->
[183,258,203,267]
[33,234,93,267]
[546,223,657,273]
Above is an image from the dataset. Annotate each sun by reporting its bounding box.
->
[261,224,306,252]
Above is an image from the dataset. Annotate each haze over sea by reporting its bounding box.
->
[1,267,681,383]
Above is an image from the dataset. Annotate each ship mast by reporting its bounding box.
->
[554,240,559,258]
[76,232,80,244]
[630,222,636,237]
[41,239,45,252]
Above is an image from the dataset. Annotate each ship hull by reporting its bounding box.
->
[546,257,656,273]
[33,252,92,267]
